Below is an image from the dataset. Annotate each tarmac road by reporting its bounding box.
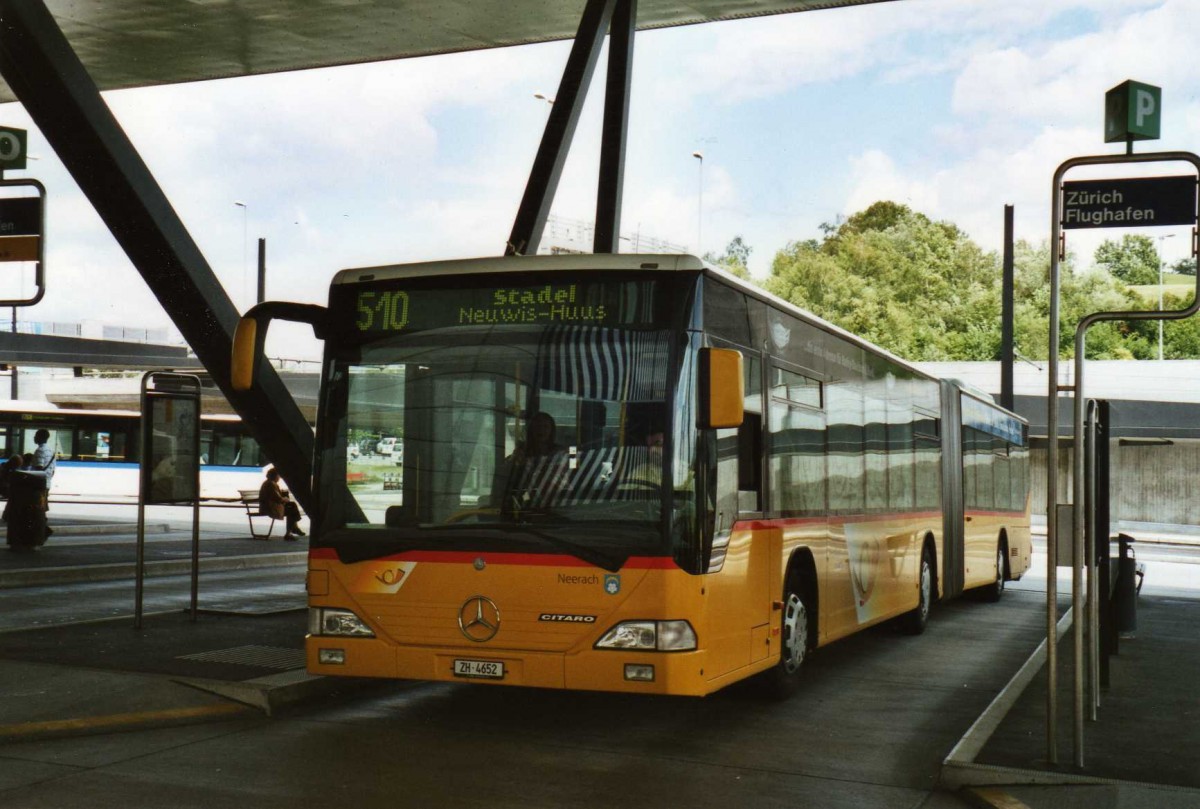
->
[2,515,1197,808]
[0,580,1047,808]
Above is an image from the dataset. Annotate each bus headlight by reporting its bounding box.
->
[309,607,375,638]
[594,620,696,651]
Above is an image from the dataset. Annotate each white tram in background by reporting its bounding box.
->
[0,401,268,500]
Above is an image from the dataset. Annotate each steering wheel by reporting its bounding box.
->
[444,507,499,524]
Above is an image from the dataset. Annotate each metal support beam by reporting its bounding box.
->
[257,238,267,304]
[0,331,201,369]
[594,0,635,254]
[0,1,315,508]
[1001,204,1014,412]
[506,0,616,256]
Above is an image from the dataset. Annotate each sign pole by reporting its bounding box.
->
[137,371,203,628]
[1051,149,1200,768]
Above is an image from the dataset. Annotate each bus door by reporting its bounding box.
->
[705,350,772,677]
[766,363,827,639]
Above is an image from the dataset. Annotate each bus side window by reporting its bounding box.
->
[737,352,762,513]
[737,413,762,512]
[211,432,239,466]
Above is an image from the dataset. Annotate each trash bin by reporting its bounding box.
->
[6,470,48,550]
[1116,533,1138,636]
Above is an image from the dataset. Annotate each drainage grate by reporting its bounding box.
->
[177,645,305,670]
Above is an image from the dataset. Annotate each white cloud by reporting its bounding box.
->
[2,0,1197,346]
[835,0,1199,269]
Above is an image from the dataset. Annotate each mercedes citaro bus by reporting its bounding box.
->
[232,253,1030,697]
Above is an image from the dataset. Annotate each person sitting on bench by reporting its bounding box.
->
[258,467,306,540]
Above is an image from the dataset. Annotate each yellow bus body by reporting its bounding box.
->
[305,499,1029,696]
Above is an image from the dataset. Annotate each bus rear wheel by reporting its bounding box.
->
[981,541,1007,603]
[762,579,810,698]
[902,546,934,635]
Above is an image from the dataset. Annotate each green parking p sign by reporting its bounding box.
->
[0,127,26,170]
[1105,80,1161,143]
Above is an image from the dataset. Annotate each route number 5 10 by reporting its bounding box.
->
[356,290,410,332]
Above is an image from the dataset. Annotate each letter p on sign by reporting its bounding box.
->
[1105,80,1162,143]
[1136,89,1156,126]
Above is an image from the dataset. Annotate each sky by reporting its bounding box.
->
[0,0,1197,362]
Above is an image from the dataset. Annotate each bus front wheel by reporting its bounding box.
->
[762,578,811,698]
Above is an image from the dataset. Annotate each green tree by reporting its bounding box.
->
[1162,289,1200,357]
[766,203,999,360]
[1004,239,1156,360]
[1093,234,1161,286]
[1170,257,1196,276]
[761,203,1164,362]
[705,236,753,279]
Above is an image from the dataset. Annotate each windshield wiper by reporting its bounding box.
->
[520,527,626,572]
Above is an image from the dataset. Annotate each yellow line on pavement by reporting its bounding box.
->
[0,702,253,739]
[962,787,1032,809]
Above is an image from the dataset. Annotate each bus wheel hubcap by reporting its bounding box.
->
[920,561,931,620]
[783,592,807,674]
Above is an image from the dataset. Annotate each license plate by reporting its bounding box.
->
[453,659,505,679]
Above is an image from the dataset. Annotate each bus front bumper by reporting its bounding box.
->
[306,635,713,696]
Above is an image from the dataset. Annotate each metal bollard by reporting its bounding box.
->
[1116,533,1138,636]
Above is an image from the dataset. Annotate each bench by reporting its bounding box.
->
[238,489,277,540]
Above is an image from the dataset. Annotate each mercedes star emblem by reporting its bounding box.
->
[458,595,500,642]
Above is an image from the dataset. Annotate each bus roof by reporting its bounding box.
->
[330,253,1024,422]
[331,253,707,285]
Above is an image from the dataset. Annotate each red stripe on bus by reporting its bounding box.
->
[307,547,678,569]
[734,511,943,531]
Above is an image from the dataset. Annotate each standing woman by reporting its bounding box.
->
[32,429,55,483]
[32,429,55,534]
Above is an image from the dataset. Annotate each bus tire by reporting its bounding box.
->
[981,539,1007,603]
[761,577,811,698]
[902,545,934,635]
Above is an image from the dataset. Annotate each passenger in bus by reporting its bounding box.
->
[259,467,307,540]
[490,411,564,509]
[521,411,560,459]
[620,430,664,490]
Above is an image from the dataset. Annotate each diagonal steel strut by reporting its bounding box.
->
[0,1,315,509]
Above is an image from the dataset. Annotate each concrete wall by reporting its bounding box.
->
[1029,440,1200,526]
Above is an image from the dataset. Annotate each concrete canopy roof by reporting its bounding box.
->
[0,0,896,103]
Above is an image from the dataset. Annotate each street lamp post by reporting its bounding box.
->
[692,151,703,253]
[1157,233,1175,361]
[234,201,248,308]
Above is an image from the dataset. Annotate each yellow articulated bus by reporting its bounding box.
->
[233,254,1030,697]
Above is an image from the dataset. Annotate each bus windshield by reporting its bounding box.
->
[319,324,691,567]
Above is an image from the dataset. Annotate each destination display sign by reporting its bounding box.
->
[0,196,42,263]
[1061,175,1196,229]
[331,273,682,343]
[0,196,40,236]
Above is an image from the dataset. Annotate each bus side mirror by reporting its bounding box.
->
[231,317,259,392]
[699,347,744,429]
[230,301,331,392]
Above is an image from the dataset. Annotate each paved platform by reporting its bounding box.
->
[947,562,1200,808]
[975,596,1200,788]
[0,514,372,740]
[0,516,1198,809]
